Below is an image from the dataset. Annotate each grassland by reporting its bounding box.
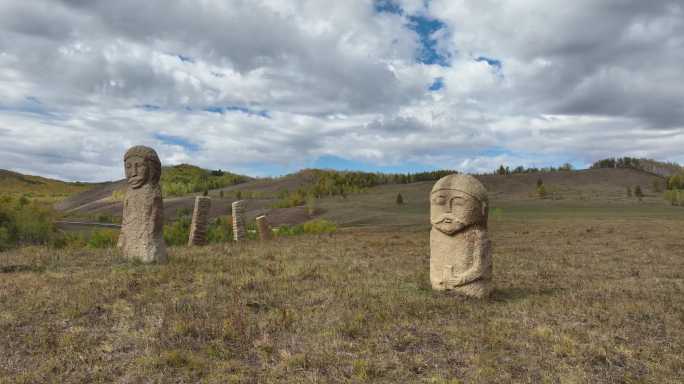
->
[1,204,683,383]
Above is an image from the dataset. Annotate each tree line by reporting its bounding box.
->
[272,169,457,208]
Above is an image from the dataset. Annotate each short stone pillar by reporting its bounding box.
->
[430,174,492,298]
[256,215,273,241]
[232,200,246,242]
[117,145,167,263]
[188,196,211,246]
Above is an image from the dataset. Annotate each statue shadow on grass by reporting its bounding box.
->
[0,265,45,274]
[489,287,563,302]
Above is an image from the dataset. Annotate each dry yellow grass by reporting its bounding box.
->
[1,216,683,383]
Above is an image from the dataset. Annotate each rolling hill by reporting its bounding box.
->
[54,167,669,228]
[0,169,95,202]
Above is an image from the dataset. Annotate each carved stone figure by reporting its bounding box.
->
[188,196,211,246]
[232,200,246,242]
[256,215,272,241]
[430,174,492,298]
[117,145,167,263]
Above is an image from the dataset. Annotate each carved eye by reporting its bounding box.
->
[450,197,465,206]
[432,195,447,205]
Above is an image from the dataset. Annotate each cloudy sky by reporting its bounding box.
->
[1,0,683,181]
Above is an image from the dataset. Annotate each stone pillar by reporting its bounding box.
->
[256,215,273,241]
[188,196,211,246]
[232,200,246,242]
[117,145,167,263]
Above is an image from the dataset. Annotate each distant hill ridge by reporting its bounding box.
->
[590,157,682,178]
[0,169,94,200]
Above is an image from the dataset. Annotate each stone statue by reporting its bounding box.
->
[430,174,492,298]
[188,196,211,246]
[232,200,246,242]
[117,145,167,263]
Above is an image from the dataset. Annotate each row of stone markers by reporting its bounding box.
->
[118,145,493,299]
[185,197,273,246]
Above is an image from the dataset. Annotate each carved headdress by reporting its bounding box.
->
[124,145,162,185]
[431,174,488,204]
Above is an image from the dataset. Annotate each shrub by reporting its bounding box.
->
[88,229,118,248]
[665,189,682,206]
[537,184,547,199]
[668,175,683,190]
[396,193,404,205]
[306,194,317,216]
[302,219,337,234]
[110,189,125,202]
[652,180,663,193]
[97,213,115,223]
[634,185,644,201]
[0,196,58,250]
[164,214,192,246]
[207,216,234,243]
[51,232,87,249]
[276,219,336,237]
[274,224,305,237]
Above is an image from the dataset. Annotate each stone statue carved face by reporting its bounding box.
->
[125,155,150,189]
[430,189,484,236]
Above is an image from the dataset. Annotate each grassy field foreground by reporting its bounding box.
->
[1,217,683,383]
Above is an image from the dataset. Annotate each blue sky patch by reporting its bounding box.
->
[177,54,195,63]
[428,77,444,91]
[203,105,270,118]
[476,56,502,70]
[154,133,200,152]
[408,15,449,66]
[310,155,440,174]
[375,0,449,66]
[137,104,161,111]
[374,0,403,14]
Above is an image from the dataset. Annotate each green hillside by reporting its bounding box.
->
[0,169,94,203]
[161,164,251,197]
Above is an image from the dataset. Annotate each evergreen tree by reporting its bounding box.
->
[396,193,404,205]
[626,186,632,197]
[652,180,662,193]
[634,185,644,201]
[537,184,547,199]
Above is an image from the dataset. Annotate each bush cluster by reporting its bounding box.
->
[664,189,683,206]
[0,195,58,250]
[273,169,455,209]
[161,164,249,197]
[275,219,337,236]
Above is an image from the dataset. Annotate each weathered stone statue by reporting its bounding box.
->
[188,196,211,246]
[430,174,492,298]
[232,200,246,242]
[117,145,167,263]
[256,215,272,241]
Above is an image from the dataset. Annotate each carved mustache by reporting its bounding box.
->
[431,214,464,226]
